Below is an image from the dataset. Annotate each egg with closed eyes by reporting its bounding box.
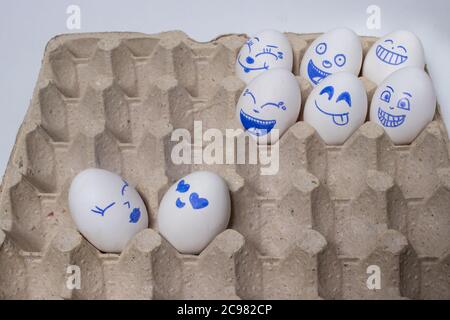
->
[363,30,425,85]
[235,29,293,84]
[157,171,231,255]
[370,67,436,144]
[68,168,148,253]
[235,68,301,144]
[304,72,368,145]
[300,28,362,86]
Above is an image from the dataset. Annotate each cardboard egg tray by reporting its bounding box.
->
[0,31,449,299]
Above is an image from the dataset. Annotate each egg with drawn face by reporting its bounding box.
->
[300,28,362,86]
[363,30,425,85]
[304,72,368,145]
[370,67,436,144]
[157,171,231,255]
[235,68,301,144]
[235,29,293,84]
[68,168,148,253]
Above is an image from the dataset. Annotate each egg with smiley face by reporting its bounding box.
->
[304,72,368,145]
[363,30,425,85]
[157,171,231,255]
[235,68,301,144]
[370,67,436,144]
[300,28,362,87]
[235,29,293,84]
[68,168,149,253]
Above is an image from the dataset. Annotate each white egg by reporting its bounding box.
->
[235,68,301,144]
[304,72,368,145]
[363,30,425,85]
[68,168,149,253]
[235,29,293,84]
[157,171,231,254]
[300,28,362,87]
[369,67,436,144]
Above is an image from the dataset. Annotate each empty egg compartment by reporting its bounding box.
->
[0,31,449,299]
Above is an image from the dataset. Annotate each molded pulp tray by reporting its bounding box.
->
[0,31,449,299]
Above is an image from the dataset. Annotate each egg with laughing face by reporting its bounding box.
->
[370,67,436,144]
[304,72,368,145]
[68,168,149,253]
[235,29,293,84]
[235,68,301,144]
[363,30,425,85]
[300,28,362,86]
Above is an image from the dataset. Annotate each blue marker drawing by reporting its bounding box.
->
[91,202,116,216]
[334,54,346,67]
[377,87,411,128]
[238,40,284,74]
[308,59,331,85]
[314,86,352,126]
[129,208,141,223]
[376,39,408,65]
[238,55,269,73]
[176,180,190,193]
[121,180,129,196]
[189,192,209,210]
[123,201,131,209]
[243,89,256,104]
[176,197,185,208]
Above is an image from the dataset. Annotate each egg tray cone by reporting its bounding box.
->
[0,31,449,300]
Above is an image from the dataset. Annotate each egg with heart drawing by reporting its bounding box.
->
[304,72,368,145]
[300,27,362,87]
[235,29,293,84]
[235,68,301,144]
[157,171,231,254]
[370,67,436,144]
[363,30,425,85]
[69,168,149,253]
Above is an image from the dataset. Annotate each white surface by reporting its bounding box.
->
[1,0,449,180]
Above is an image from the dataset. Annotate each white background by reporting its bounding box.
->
[1,0,449,181]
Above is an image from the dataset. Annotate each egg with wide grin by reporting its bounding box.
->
[300,28,362,87]
[235,68,301,144]
[304,72,367,145]
[370,67,436,144]
[363,30,425,85]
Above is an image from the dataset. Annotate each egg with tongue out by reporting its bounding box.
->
[303,72,368,145]
[235,68,301,144]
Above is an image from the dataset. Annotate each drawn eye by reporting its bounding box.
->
[121,180,129,196]
[315,42,327,55]
[380,90,391,103]
[334,54,346,67]
[319,86,334,100]
[397,97,410,110]
[91,202,116,216]
[336,91,352,107]
[397,45,407,53]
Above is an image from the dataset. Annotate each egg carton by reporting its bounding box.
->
[0,31,449,300]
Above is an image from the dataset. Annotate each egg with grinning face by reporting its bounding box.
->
[369,67,436,144]
[363,30,425,85]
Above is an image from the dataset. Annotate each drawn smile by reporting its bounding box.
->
[314,100,349,126]
[238,55,269,73]
[240,109,276,136]
[308,59,331,85]
[376,45,408,65]
[377,107,406,127]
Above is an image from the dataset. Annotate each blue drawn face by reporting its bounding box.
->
[308,42,347,85]
[239,88,286,136]
[376,39,408,65]
[237,37,284,73]
[175,179,209,210]
[90,179,142,223]
[377,85,411,128]
[314,85,352,126]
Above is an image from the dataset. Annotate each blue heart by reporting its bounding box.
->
[189,192,209,210]
[129,208,141,223]
[176,180,190,193]
[176,197,185,208]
